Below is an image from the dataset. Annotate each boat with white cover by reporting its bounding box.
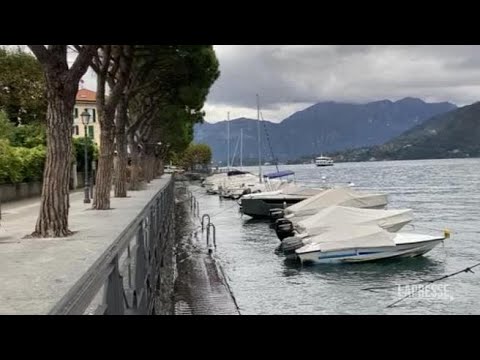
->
[204,170,254,194]
[272,187,388,220]
[294,225,447,264]
[278,205,413,242]
[279,206,414,257]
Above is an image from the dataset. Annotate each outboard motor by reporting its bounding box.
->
[274,218,295,241]
[242,188,252,195]
[280,236,305,258]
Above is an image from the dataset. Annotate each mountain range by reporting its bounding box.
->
[194,98,457,163]
[331,101,480,162]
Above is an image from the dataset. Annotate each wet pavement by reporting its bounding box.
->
[0,177,172,315]
[173,182,240,315]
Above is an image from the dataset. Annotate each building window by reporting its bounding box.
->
[88,125,94,139]
[92,108,96,122]
[73,125,79,136]
[74,108,78,119]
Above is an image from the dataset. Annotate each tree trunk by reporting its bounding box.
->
[128,134,141,190]
[33,91,74,237]
[114,97,128,197]
[143,153,156,183]
[154,157,163,177]
[93,45,132,209]
[27,44,97,238]
[93,125,115,209]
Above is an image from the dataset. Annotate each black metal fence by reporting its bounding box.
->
[49,178,175,315]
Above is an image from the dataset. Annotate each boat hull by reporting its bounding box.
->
[241,197,308,218]
[296,238,444,264]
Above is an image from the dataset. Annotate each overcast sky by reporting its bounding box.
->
[201,45,480,123]
[13,45,480,123]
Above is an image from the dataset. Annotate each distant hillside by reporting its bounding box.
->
[331,102,480,162]
[195,98,456,163]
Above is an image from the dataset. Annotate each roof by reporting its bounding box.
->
[76,89,96,103]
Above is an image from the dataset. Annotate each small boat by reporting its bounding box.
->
[219,170,293,200]
[315,155,334,167]
[277,205,413,242]
[271,187,388,220]
[279,206,413,257]
[240,176,324,218]
[294,225,447,264]
[204,170,253,194]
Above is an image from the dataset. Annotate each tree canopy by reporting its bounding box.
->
[180,143,213,170]
[0,47,46,125]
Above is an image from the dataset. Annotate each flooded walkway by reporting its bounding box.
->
[173,181,240,315]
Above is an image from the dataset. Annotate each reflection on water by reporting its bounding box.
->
[190,158,480,314]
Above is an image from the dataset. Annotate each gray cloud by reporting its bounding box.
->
[205,45,480,122]
[8,45,479,123]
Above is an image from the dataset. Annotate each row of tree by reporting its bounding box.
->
[22,45,219,238]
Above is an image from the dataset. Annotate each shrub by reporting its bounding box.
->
[0,139,46,185]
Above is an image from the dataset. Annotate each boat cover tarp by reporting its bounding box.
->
[281,184,323,197]
[285,187,388,217]
[228,170,250,176]
[263,170,295,179]
[296,225,396,253]
[240,185,323,200]
[295,206,413,236]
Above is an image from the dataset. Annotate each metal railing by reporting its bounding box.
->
[49,177,175,315]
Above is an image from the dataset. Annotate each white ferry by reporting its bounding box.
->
[315,155,334,167]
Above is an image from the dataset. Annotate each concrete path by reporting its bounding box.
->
[0,177,170,315]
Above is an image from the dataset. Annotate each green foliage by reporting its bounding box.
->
[180,143,212,170]
[0,139,20,183]
[72,137,99,172]
[9,122,46,148]
[0,47,46,125]
[0,138,46,184]
[11,145,46,182]
[0,109,46,147]
[0,110,47,184]
[129,45,220,159]
[0,110,14,138]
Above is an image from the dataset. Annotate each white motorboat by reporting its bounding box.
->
[203,170,253,194]
[278,205,412,239]
[239,174,324,218]
[294,225,447,264]
[281,187,388,219]
[278,206,413,256]
[315,155,334,167]
[218,171,292,199]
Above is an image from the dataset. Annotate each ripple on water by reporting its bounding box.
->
[193,158,480,314]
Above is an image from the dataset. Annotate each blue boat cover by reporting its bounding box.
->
[263,170,295,179]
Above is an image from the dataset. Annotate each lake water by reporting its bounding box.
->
[189,158,480,314]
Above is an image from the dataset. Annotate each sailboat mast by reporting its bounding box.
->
[227,111,230,171]
[240,128,243,169]
[257,94,262,183]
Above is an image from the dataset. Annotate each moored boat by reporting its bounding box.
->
[294,225,448,264]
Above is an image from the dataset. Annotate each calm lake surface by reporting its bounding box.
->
[189,158,480,314]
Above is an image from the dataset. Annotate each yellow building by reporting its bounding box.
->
[73,88,101,145]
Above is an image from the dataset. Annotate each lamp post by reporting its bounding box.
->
[81,109,91,204]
